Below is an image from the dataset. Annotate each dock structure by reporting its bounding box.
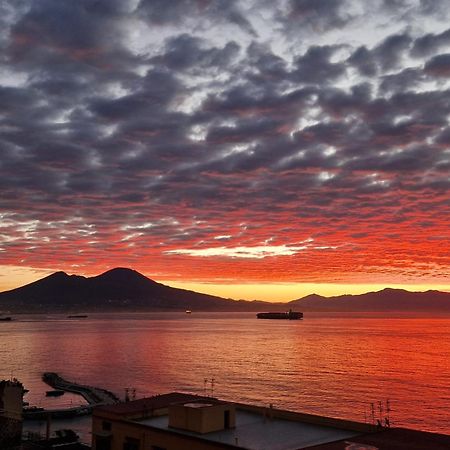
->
[42,372,119,406]
[24,373,120,420]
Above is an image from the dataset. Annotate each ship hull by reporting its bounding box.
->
[257,311,303,320]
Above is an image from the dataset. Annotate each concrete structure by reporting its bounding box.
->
[91,392,374,450]
[168,401,235,434]
[0,379,24,449]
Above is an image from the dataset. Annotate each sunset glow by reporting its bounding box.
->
[1,1,449,299]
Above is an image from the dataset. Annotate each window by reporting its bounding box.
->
[95,435,112,450]
[102,421,112,431]
[224,410,230,429]
[123,437,140,450]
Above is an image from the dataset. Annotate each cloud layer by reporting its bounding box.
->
[1,0,449,287]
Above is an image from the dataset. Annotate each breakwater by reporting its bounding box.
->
[23,372,120,420]
[42,372,119,405]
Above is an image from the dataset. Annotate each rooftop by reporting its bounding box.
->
[94,393,450,450]
[138,409,359,450]
[96,392,219,416]
[305,427,450,450]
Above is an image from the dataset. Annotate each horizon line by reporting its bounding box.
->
[1,265,449,302]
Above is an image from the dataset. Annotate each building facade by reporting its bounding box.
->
[0,379,24,449]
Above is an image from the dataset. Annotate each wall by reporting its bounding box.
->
[0,381,23,448]
[0,416,23,448]
[169,403,235,434]
[0,381,23,420]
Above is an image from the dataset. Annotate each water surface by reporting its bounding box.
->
[1,312,449,441]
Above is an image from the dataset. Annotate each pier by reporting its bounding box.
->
[23,372,120,420]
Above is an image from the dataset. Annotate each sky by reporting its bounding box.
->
[0,0,449,301]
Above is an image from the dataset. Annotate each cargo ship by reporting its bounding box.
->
[256,309,303,320]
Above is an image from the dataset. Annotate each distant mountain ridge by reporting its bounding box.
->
[289,287,450,312]
[0,268,449,313]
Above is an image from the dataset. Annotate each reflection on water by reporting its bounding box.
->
[1,312,449,442]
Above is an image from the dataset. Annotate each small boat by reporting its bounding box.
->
[185,310,192,314]
[257,309,303,320]
[67,314,88,319]
[46,390,65,397]
[0,316,12,321]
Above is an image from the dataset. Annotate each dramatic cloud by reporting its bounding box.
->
[0,0,449,292]
[164,240,336,259]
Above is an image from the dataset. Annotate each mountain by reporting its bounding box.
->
[0,268,273,313]
[289,288,450,312]
[0,268,449,313]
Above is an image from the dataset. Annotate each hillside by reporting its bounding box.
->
[289,288,450,312]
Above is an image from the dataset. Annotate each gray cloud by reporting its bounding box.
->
[373,33,412,72]
[379,68,425,93]
[151,34,240,72]
[291,45,347,84]
[90,68,182,120]
[347,46,378,77]
[287,0,353,31]
[137,0,257,36]
[411,28,450,58]
[424,53,450,77]
[419,0,450,17]
[348,32,413,76]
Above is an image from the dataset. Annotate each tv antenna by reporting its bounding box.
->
[385,399,391,427]
[203,378,216,397]
[125,387,136,402]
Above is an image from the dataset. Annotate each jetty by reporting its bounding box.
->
[24,372,119,420]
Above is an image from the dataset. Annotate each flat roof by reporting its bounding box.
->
[304,427,450,450]
[95,392,221,416]
[137,409,360,450]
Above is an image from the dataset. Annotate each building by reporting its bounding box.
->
[0,379,24,449]
[21,429,91,450]
[91,392,374,450]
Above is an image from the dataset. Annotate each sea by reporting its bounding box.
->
[1,312,449,443]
